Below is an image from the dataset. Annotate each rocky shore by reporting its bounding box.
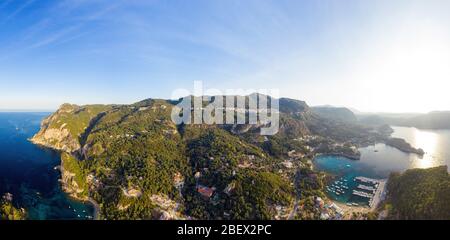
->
[384,138,425,155]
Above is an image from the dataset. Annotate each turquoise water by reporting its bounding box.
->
[315,126,450,204]
[0,113,93,219]
[314,155,383,205]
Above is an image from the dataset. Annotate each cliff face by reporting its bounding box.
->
[59,153,88,200]
[30,120,81,153]
[30,103,111,153]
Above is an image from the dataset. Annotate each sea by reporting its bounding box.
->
[0,113,93,220]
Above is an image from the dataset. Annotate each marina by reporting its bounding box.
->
[317,156,388,209]
[325,175,386,207]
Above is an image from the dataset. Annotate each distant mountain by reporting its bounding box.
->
[405,111,450,129]
[348,107,363,115]
[311,106,357,123]
[357,111,450,129]
[279,98,310,114]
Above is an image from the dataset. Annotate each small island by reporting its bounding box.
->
[384,138,425,155]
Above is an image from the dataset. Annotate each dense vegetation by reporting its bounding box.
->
[181,127,294,219]
[386,166,450,220]
[61,153,89,198]
[30,95,400,220]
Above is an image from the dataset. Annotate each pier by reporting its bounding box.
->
[370,180,387,210]
[352,190,374,199]
[355,176,380,185]
[357,184,376,193]
[352,177,387,209]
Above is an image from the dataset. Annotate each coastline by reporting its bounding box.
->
[313,152,360,161]
[329,179,387,219]
[87,198,100,220]
[312,153,389,219]
[29,138,100,220]
[60,159,101,220]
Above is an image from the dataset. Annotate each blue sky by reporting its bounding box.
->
[1,0,449,112]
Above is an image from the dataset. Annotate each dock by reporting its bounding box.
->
[352,177,387,209]
[352,190,373,199]
[370,179,387,210]
[355,176,379,185]
[357,184,376,193]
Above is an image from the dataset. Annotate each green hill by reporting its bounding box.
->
[30,95,392,220]
[386,166,450,220]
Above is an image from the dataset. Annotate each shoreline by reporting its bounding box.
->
[29,138,100,220]
[328,179,388,219]
[86,198,100,220]
[370,179,387,211]
[65,191,100,220]
[312,153,388,218]
[333,201,371,217]
[314,152,360,161]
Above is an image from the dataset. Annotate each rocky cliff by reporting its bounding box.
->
[30,104,111,153]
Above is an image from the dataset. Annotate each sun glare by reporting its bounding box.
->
[411,129,440,169]
[349,20,450,113]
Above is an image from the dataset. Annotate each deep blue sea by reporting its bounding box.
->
[0,113,93,220]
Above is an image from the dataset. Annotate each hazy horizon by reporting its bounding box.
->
[1,0,449,113]
[0,96,447,115]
